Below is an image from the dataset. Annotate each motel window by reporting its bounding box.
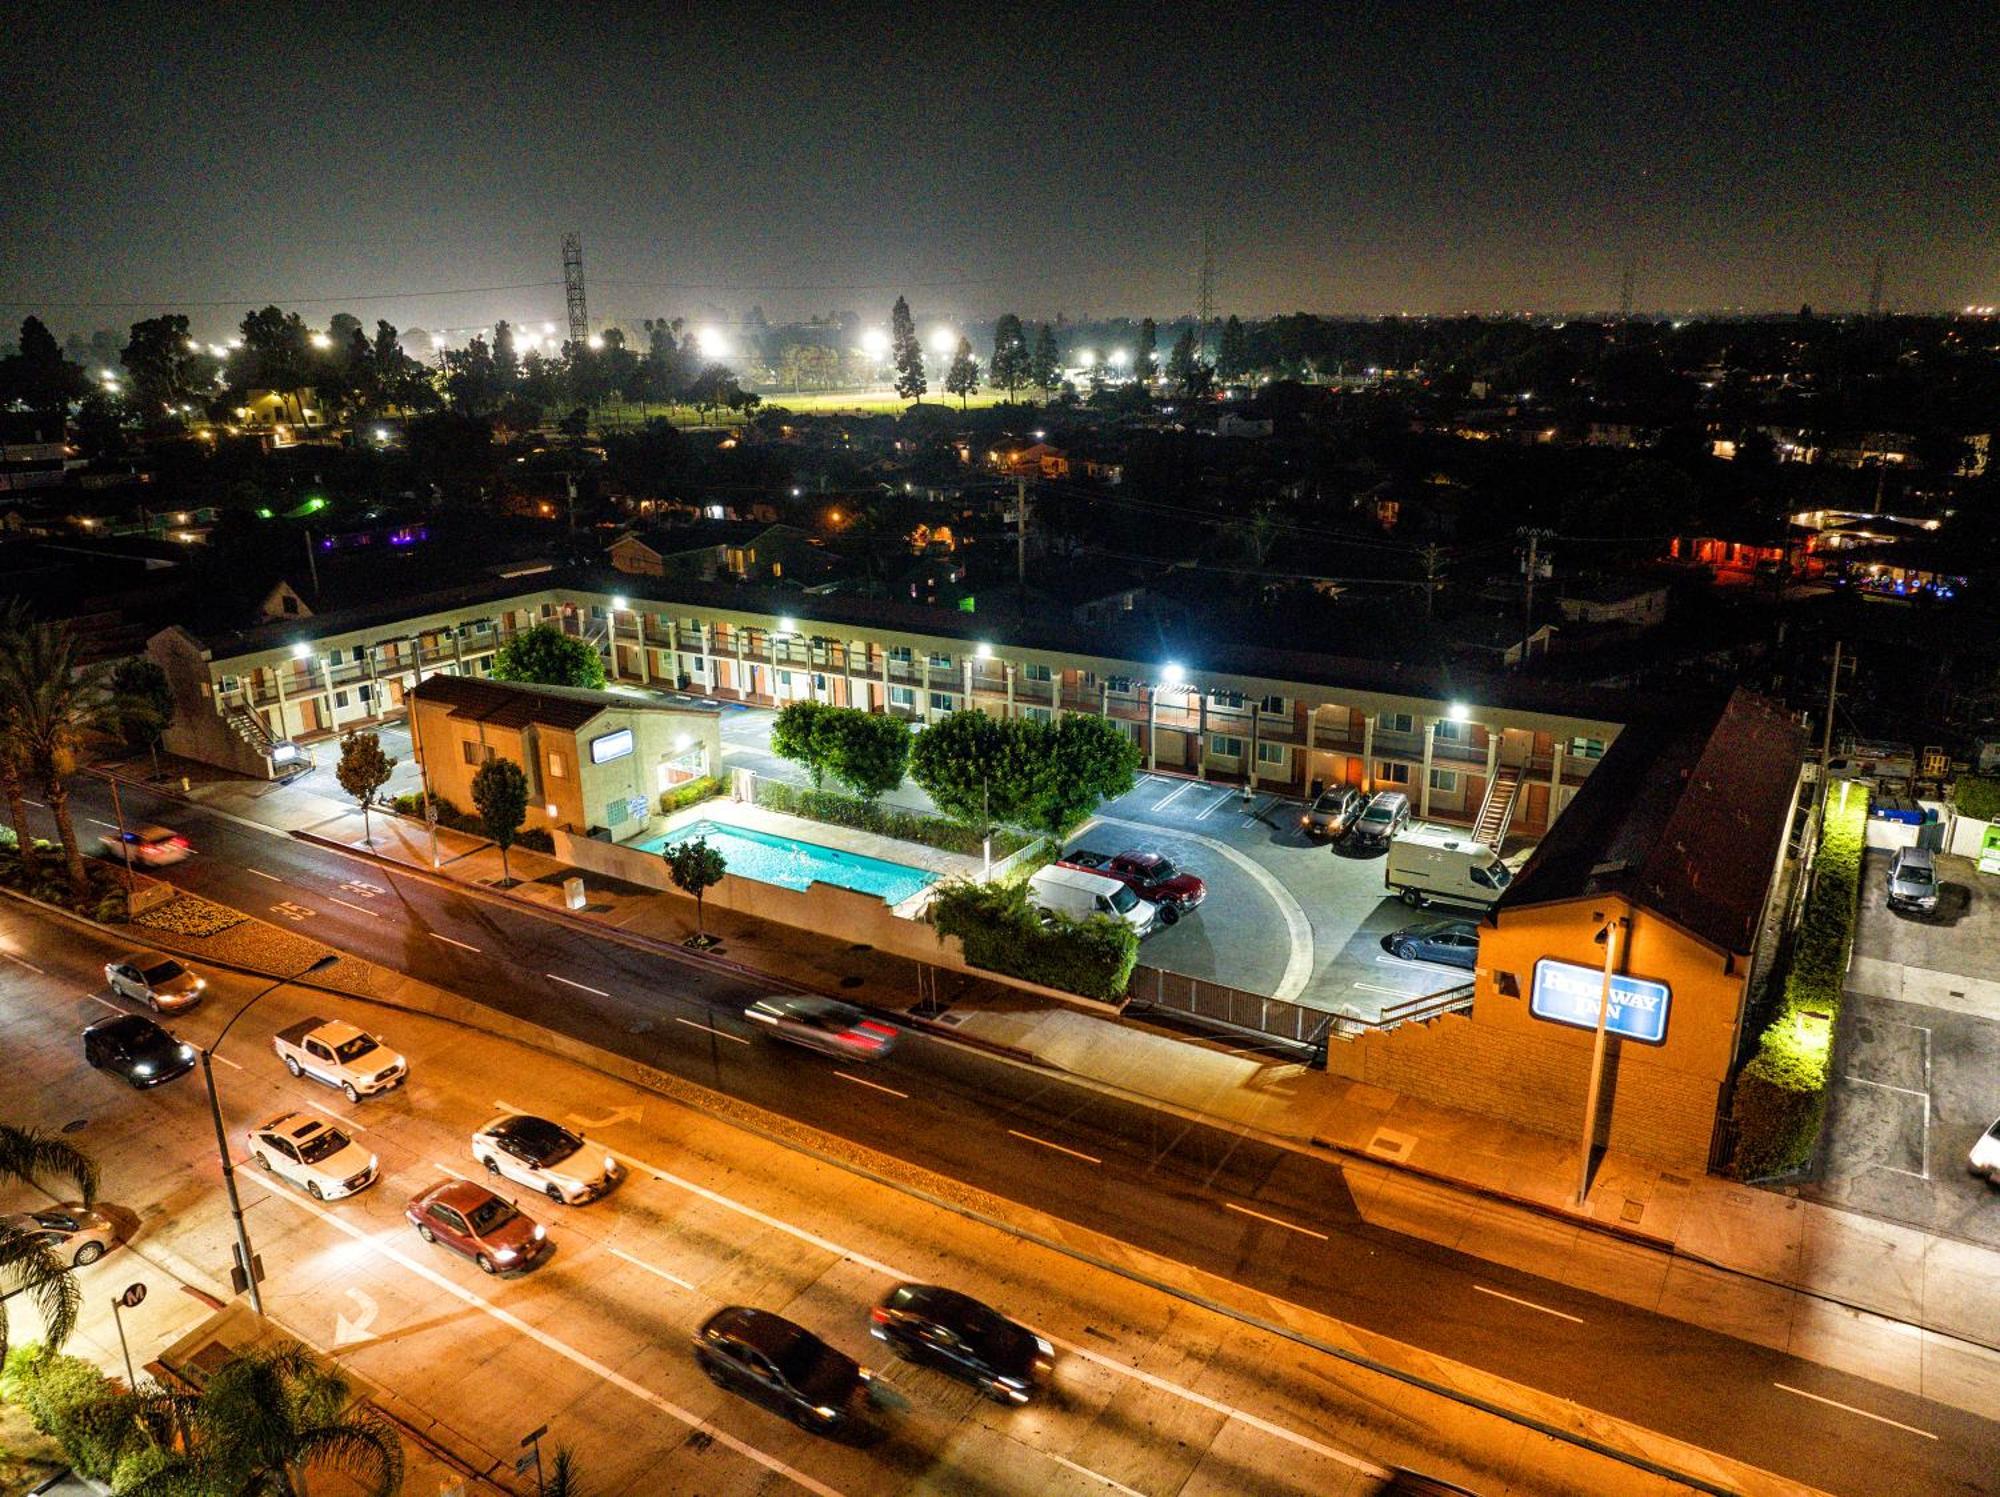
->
[889,686,915,708]
[1375,761,1411,785]
[1209,689,1244,709]
[548,752,566,780]
[1377,711,1414,734]
[220,675,238,694]
[1429,768,1458,792]
[460,740,492,766]
[778,671,794,689]
[1433,718,1463,742]
[1260,694,1287,716]
[333,691,348,708]
[688,656,706,676]
[928,651,952,670]
[1256,741,1286,766]
[359,685,371,703]
[1570,735,1606,760]
[1022,706,1052,725]
[889,646,913,665]
[1210,735,1245,759]
[1107,675,1132,694]
[1024,663,1052,683]
[929,691,954,713]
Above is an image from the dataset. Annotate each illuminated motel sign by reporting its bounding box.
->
[589,728,635,765]
[1530,958,1671,1046]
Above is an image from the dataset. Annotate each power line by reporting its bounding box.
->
[0,279,564,311]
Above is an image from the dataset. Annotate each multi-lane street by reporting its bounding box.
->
[9,774,1995,1495]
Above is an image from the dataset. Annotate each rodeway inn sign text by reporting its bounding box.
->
[1530,958,1672,1045]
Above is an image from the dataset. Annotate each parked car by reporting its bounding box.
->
[1058,849,1206,922]
[744,995,899,1061]
[694,1305,872,1433]
[1348,791,1411,850]
[1970,1116,2000,1180]
[869,1283,1053,1403]
[1885,845,1939,914]
[248,1112,377,1200]
[406,1179,548,1273]
[98,824,190,867]
[470,1114,624,1205]
[1,1207,118,1268]
[1301,786,1365,839]
[104,951,205,1012]
[272,1018,407,1101]
[83,1013,197,1088]
[1383,919,1481,971]
[1027,864,1158,937]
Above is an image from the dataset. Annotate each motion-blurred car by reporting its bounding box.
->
[870,1283,1053,1403]
[248,1112,377,1200]
[1382,920,1480,971]
[1,1207,119,1268]
[98,825,190,867]
[104,951,205,1012]
[694,1306,872,1434]
[745,995,898,1061]
[406,1179,548,1274]
[1301,786,1365,839]
[1971,1116,2000,1180]
[470,1114,623,1205]
[83,1013,197,1088]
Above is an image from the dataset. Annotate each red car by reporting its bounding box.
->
[405,1179,548,1274]
[1058,849,1206,923]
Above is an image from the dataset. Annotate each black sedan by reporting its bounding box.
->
[1382,919,1480,971]
[870,1283,1053,1403]
[693,1306,871,1434]
[83,1014,198,1087]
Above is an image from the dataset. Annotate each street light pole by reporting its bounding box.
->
[200,953,339,1313]
[1575,914,1628,1205]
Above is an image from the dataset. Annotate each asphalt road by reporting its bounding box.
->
[30,777,1996,1496]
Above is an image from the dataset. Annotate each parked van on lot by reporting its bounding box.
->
[1385,824,1513,910]
[1028,865,1158,937]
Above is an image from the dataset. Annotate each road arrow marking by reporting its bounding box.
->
[334,1286,379,1345]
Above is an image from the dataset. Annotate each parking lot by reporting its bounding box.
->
[1812,846,2000,1245]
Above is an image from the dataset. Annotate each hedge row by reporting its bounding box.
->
[390,792,555,853]
[1,1345,129,1483]
[1730,785,1868,1178]
[659,775,723,815]
[929,878,1138,1002]
[755,780,1033,860]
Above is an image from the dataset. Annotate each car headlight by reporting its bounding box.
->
[178,1044,194,1059]
[813,1405,838,1420]
[1033,1336,1053,1356]
[193,978,206,990]
[368,1154,379,1170]
[532,1224,547,1241]
[133,1062,154,1076]
[494,1247,518,1262]
[604,1155,617,1176]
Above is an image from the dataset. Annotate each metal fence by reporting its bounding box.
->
[1125,966,1335,1061]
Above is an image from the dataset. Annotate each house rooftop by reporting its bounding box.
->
[410,672,719,733]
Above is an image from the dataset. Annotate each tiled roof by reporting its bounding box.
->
[410,673,718,733]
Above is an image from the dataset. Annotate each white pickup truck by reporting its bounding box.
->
[272,1018,408,1102]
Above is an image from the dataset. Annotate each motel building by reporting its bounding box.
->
[147,572,1808,1171]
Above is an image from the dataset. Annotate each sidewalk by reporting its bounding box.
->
[119,755,2000,1416]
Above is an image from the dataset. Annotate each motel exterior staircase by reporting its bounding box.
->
[1473,766,1521,849]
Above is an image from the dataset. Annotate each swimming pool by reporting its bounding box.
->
[637,818,938,905]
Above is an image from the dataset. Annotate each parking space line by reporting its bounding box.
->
[547,973,610,997]
[87,993,124,1011]
[2,952,46,974]
[1844,1075,1925,1099]
[608,1245,695,1291]
[430,1160,481,1184]
[674,1016,750,1044]
[1047,1453,1148,1497]
[431,933,481,952]
[1194,790,1238,821]
[834,1070,908,1099]
[1473,1284,1585,1324]
[1006,1128,1102,1165]
[1222,1202,1329,1240]
[1153,780,1199,812]
[1773,1382,1936,1440]
[1351,981,1413,996]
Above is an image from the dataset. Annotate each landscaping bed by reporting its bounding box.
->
[754,781,1033,860]
[929,878,1137,1002]
[391,792,555,853]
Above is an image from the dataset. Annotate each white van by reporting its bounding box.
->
[1384,824,1514,911]
[1029,864,1158,937]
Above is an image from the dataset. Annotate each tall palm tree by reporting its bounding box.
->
[0,614,123,898]
[0,1124,98,1361]
[121,1345,403,1497]
[0,603,45,882]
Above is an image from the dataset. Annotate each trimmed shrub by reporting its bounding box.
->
[660,776,723,815]
[1,1345,131,1480]
[930,878,1138,1002]
[1952,774,2000,824]
[756,780,1031,859]
[390,792,553,852]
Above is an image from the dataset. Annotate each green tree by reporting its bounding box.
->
[890,296,926,403]
[826,713,912,804]
[119,1344,403,1497]
[335,730,396,847]
[990,315,1031,400]
[1029,324,1060,396]
[120,315,210,420]
[237,306,313,426]
[1216,315,1249,382]
[770,701,835,788]
[1166,328,1213,398]
[1135,318,1158,383]
[493,623,606,689]
[0,613,122,899]
[492,319,519,391]
[1027,715,1141,834]
[908,710,1029,835]
[108,656,174,779]
[2,1344,128,1481]
[470,756,529,884]
[0,1125,98,1362]
[0,317,89,422]
[944,336,981,410]
[663,834,727,938]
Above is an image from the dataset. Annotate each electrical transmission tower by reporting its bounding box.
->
[1196,224,1216,355]
[562,233,589,345]
[1866,255,1886,319]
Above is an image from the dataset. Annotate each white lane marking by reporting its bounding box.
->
[431,933,480,952]
[1223,1202,1329,1241]
[1006,1129,1102,1165]
[246,868,283,882]
[1773,1382,1937,1440]
[1350,981,1413,996]
[492,1100,1378,1477]
[430,1160,482,1184]
[212,1053,243,1071]
[1047,1453,1148,1497]
[834,1070,908,1099]
[260,1189,851,1496]
[547,973,610,997]
[3,952,47,974]
[674,1016,749,1044]
[88,993,124,1011]
[302,1099,365,1131]
[608,1245,694,1291]
[23,798,45,808]
[327,897,379,918]
[86,817,118,829]
[1472,1284,1585,1324]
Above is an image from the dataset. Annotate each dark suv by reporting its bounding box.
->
[693,1306,870,1433]
[1348,790,1411,850]
[870,1283,1054,1403]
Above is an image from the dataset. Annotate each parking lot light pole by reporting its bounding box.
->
[201,952,338,1313]
[1575,914,1628,1205]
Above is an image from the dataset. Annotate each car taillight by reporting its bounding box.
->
[870,1307,891,1325]
[857,1020,896,1041]
[170,837,190,848]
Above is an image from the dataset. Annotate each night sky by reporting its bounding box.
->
[4,1,1995,340]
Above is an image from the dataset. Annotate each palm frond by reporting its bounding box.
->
[0,1123,100,1201]
[287,1419,404,1497]
[0,1224,83,1354]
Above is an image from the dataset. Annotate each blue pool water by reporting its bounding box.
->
[637,818,938,905]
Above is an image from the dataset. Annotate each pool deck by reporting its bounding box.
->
[654,796,983,892]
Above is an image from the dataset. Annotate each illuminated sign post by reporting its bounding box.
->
[1530,958,1670,1045]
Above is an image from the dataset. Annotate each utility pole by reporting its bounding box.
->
[1820,641,1853,782]
[304,528,320,599]
[1517,527,1553,670]
[1417,544,1447,622]
[1015,475,1029,619]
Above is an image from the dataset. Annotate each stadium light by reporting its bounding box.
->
[697,327,730,358]
[860,327,890,358]
[928,327,957,356]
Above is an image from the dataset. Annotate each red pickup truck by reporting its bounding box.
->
[1057,849,1206,923]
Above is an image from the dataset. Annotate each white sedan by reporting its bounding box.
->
[248,1112,378,1200]
[1972,1117,2000,1180]
[471,1114,623,1205]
